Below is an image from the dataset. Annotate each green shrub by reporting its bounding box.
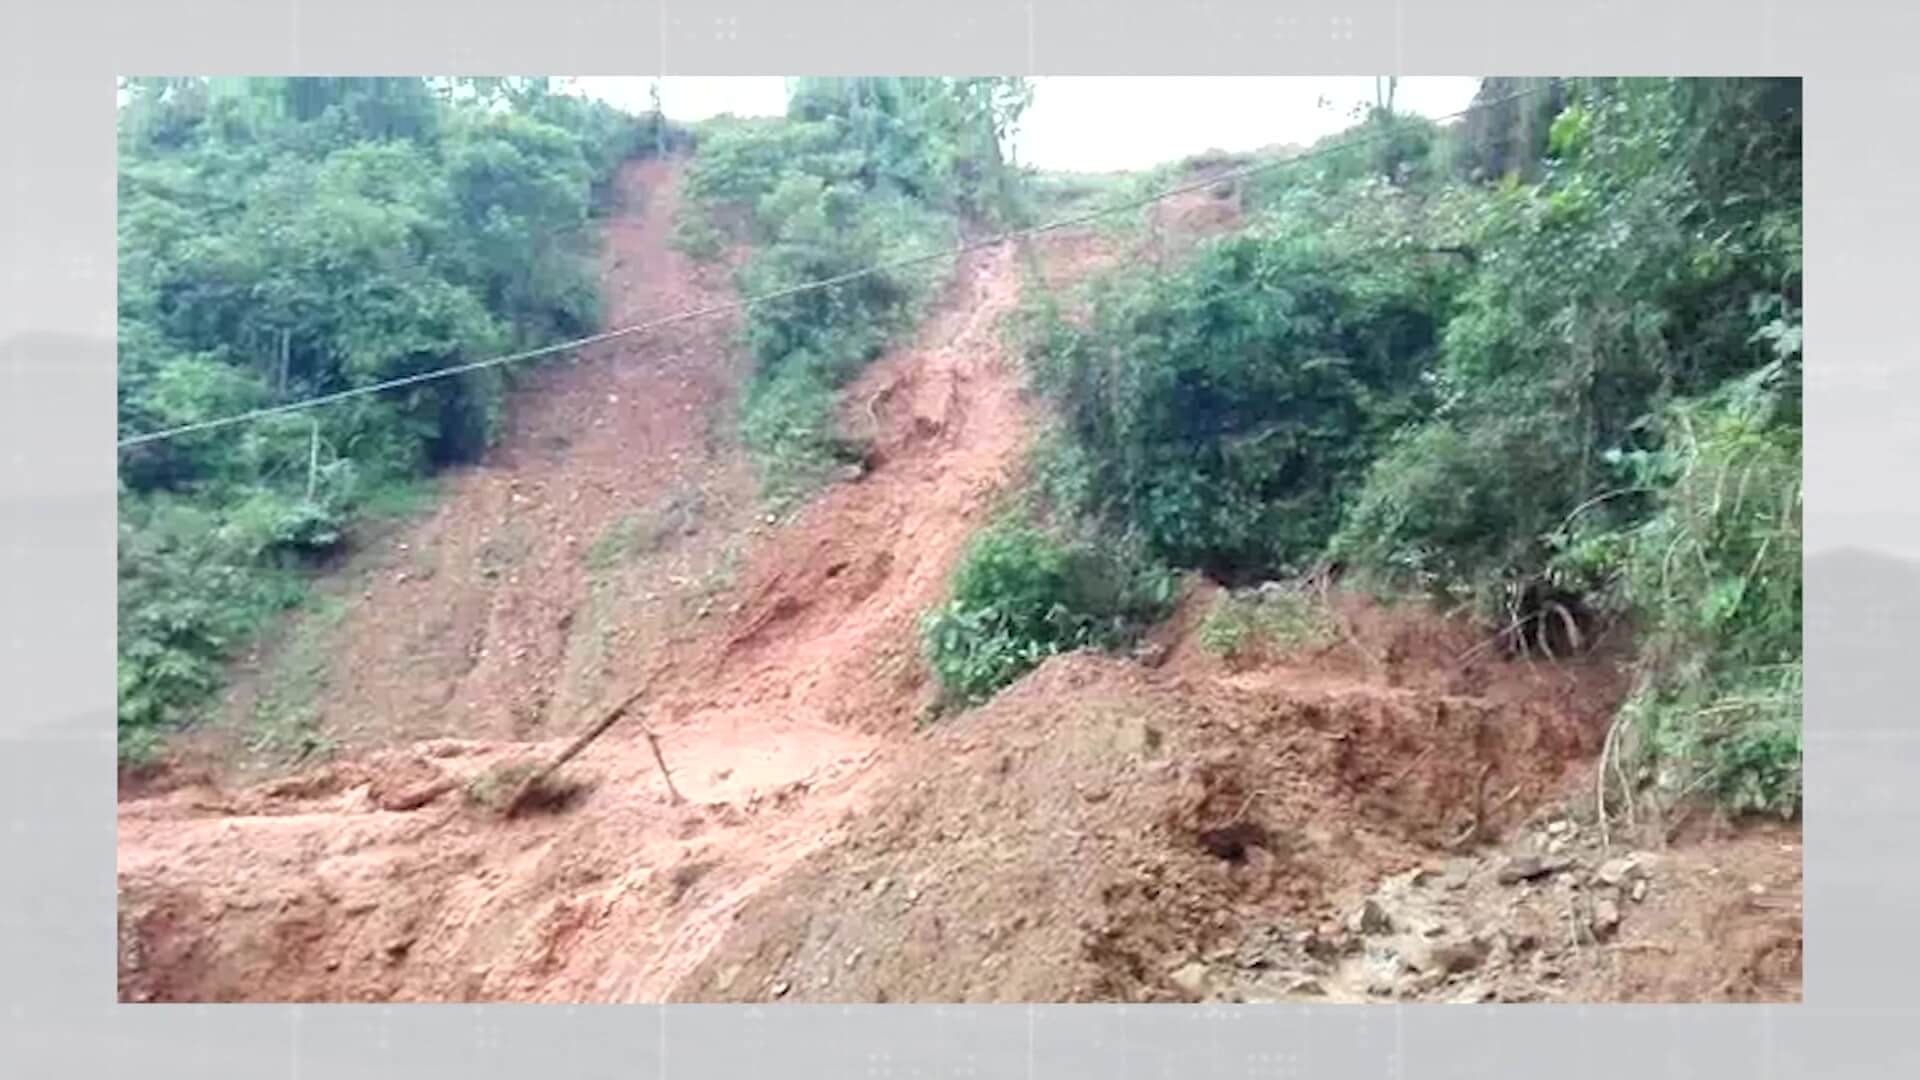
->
[921,520,1173,708]
[1018,207,1459,579]
[1557,362,1802,817]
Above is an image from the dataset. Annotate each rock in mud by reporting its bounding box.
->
[1598,854,1652,887]
[1400,934,1489,975]
[1348,898,1394,936]
[1268,973,1324,997]
[1591,898,1622,939]
[1496,853,1570,885]
[1234,932,1275,970]
[1170,962,1211,998]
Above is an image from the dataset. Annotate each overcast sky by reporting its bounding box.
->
[569,76,1483,173]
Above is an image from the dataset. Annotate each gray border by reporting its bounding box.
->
[3,0,1913,1074]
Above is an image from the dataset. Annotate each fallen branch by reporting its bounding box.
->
[1595,708,1637,851]
[1447,779,1523,851]
[503,684,682,817]
[1385,745,1436,791]
[1453,612,1541,669]
[1445,763,1496,850]
[382,777,461,812]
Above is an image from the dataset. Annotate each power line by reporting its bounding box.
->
[117,81,1561,451]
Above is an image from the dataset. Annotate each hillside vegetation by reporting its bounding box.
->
[117,76,1802,824]
[672,77,1031,504]
[115,77,681,762]
[939,78,1803,817]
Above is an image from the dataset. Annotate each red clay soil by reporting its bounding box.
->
[116,155,1043,1003]
[115,157,1801,1005]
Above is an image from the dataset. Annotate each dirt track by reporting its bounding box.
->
[116,159,1801,1004]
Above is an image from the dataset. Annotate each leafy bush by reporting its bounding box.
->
[1332,79,1801,616]
[1553,359,1802,816]
[1018,197,1461,579]
[921,520,1174,708]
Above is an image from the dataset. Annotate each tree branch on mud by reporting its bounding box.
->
[504,684,684,817]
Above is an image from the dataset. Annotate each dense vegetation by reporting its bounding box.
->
[942,78,1802,818]
[118,76,1802,821]
[115,77,674,762]
[673,77,1032,505]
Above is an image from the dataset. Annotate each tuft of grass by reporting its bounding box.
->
[1196,586,1337,661]
[586,488,709,575]
[356,476,442,525]
[476,521,536,579]
[463,760,539,811]
[463,759,592,814]
[671,200,727,262]
[246,594,348,766]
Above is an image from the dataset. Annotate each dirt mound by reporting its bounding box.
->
[668,593,1798,1005]
[665,592,1642,1004]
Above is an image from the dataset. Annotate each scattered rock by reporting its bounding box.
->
[1348,898,1393,936]
[1170,962,1211,998]
[1235,924,1297,970]
[1442,858,1475,890]
[1401,934,1488,975]
[1547,820,1572,837]
[1280,975,1324,996]
[1597,856,1648,887]
[771,980,790,999]
[1496,853,1568,885]
[1591,898,1622,938]
[1451,983,1497,1004]
[1630,878,1649,904]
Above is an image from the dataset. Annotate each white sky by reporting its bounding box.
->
[568,76,1483,173]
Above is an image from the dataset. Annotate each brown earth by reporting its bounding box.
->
[115,156,1801,1005]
